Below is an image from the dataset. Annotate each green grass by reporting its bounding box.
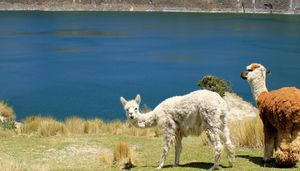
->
[0,133,299,171]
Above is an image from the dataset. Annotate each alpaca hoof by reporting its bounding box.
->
[173,164,179,167]
[210,166,219,170]
[262,159,271,163]
[156,166,162,169]
[262,159,272,167]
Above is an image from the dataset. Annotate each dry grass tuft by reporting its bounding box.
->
[0,101,15,119]
[21,116,44,134]
[38,119,70,137]
[21,116,69,137]
[113,142,131,162]
[20,116,162,137]
[113,142,135,169]
[84,119,101,134]
[229,116,264,148]
[19,115,263,148]
[65,116,85,134]
[99,153,113,166]
[198,116,264,148]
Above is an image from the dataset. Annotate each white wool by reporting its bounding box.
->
[245,64,268,101]
[153,90,226,135]
[120,90,235,169]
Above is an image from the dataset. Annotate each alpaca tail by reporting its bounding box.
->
[275,128,300,168]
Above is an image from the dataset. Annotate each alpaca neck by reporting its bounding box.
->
[134,111,158,128]
[249,77,268,102]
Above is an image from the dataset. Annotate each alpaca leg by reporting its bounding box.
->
[291,126,300,152]
[206,128,223,170]
[174,135,183,167]
[262,121,277,162]
[220,115,235,167]
[275,129,298,167]
[157,135,175,169]
[220,124,235,167]
[291,126,300,163]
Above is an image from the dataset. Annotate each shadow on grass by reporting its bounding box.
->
[153,162,229,169]
[237,155,276,168]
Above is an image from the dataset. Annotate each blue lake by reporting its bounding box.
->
[0,11,300,121]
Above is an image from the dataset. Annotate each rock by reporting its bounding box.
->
[223,92,258,121]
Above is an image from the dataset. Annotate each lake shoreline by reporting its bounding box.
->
[0,2,298,15]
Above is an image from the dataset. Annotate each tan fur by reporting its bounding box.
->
[249,63,261,71]
[257,87,300,167]
[0,101,15,119]
[243,63,300,167]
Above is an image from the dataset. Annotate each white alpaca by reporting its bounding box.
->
[120,90,235,169]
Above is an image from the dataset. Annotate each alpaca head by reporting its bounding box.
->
[120,94,141,123]
[241,63,270,83]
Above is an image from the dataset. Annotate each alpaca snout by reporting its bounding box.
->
[128,113,134,119]
[241,71,248,80]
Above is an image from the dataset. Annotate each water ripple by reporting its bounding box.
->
[0,30,124,37]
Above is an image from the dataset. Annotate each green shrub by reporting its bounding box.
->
[0,118,16,130]
[198,75,232,97]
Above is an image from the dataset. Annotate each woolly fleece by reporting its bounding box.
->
[120,90,235,169]
[242,63,300,167]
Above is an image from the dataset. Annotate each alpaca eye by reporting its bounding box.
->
[247,69,253,72]
[134,108,138,111]
[126,109,129,112]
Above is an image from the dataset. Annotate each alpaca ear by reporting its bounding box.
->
[120,97,127,106]
[135,94,141,105]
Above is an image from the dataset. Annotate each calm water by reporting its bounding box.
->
[0,11,300,121]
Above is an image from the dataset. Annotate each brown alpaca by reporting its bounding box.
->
[241,63,300,167]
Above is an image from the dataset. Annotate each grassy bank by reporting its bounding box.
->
[1,115,299,170]
[0,132,299,171]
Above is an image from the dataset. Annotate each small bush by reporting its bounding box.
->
[0,118,16,130]
[198,75,232,97]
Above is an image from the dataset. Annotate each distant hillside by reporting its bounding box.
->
[0,0,299,14]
